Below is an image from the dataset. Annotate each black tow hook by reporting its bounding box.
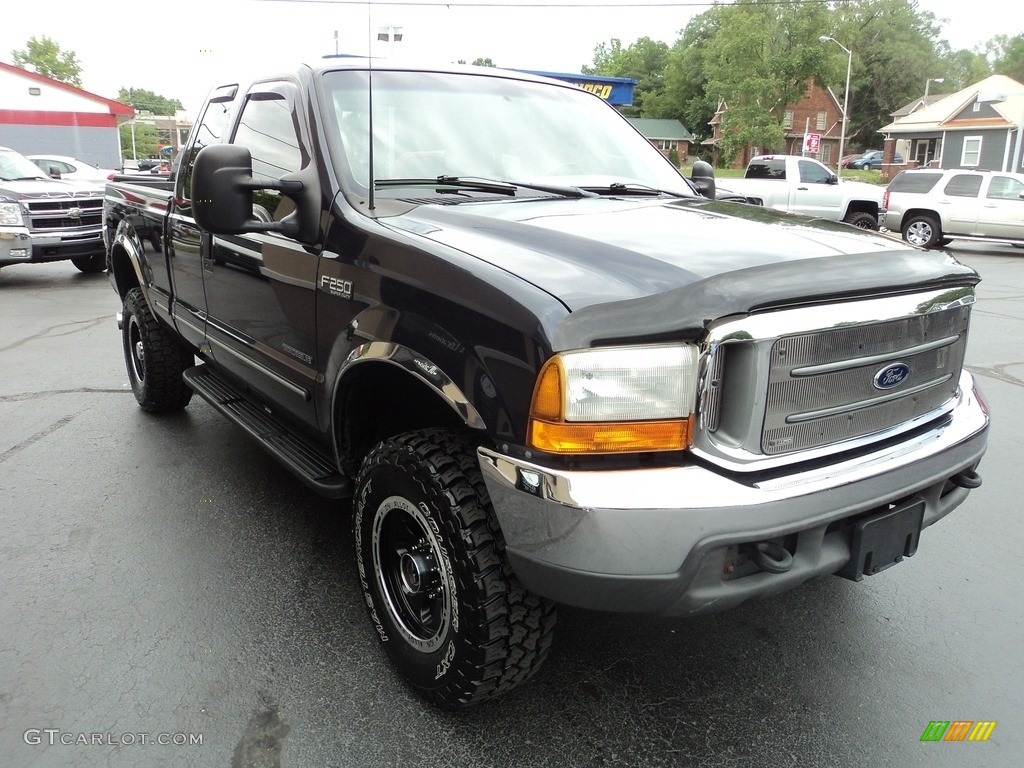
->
[951,469,983,489]
[751,541,794,574]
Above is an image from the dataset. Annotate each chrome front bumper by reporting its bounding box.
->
[478,370,989,616]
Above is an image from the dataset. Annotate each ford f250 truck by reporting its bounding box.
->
[725,154,886,229]
[0,145,106,274]
[103,61,988,709]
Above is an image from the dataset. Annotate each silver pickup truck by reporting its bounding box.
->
[0,145,106,274]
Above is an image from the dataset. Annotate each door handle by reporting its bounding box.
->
[797,186,808,190]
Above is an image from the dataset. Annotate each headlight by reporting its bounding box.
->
[528,344,699,454]
[0,202,24,227]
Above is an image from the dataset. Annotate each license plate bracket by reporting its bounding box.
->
[837,497,925,582]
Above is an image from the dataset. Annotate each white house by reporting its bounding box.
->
[879,74,1024,172]
[0,61,133,170]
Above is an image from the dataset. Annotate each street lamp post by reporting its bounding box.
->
[820,35,851,174]
[925,77,944,98]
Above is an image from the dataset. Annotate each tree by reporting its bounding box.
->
[988,34,1024,83]
[826,0,948,148]
[120,122,158,161]
[699,0,832,162]
[11,35,82,87]
[471,57,495,67]
[117,88,184,116]
[584,37,670,117]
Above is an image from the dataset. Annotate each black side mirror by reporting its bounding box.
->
[48,166,62,179]
[690,160,717,199]
[192,144,319,242]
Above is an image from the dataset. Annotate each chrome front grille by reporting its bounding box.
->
[762,307,969,454]
[24,195,104,234]
[692,286,975,471]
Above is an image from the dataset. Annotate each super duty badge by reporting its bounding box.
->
[320,275,353,298]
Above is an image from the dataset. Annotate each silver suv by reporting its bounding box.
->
[884,168,1024,248]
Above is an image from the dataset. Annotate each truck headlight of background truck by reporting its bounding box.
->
[528,343,699,453]
[0,202,25,227]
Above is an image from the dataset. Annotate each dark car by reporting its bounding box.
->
[848,150,904,170]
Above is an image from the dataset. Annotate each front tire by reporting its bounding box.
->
[843,211,878,230]
[901,214,942,248]
[122,287,194,412]
[354,429,557,709]
[72,253,107,273]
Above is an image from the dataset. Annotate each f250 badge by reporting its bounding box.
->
[320,275,353,298]
[873,362,911,390]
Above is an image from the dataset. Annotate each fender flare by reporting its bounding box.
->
[330,341,487,461]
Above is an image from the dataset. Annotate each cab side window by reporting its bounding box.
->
[177,90,235,210]
[231,92,302,222]
[798,160,832,184]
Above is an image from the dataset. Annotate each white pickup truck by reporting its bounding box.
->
[726,154,885,229]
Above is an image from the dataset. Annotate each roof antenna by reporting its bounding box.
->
[367,1,375,211]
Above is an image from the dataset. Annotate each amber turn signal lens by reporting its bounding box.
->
[530,358,564,421]
[528,418,691,454]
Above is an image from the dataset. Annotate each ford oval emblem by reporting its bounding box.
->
[873,362,911,390]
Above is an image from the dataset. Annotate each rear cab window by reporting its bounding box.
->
[745,158,787,180]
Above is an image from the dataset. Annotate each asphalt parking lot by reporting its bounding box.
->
[1,245,1022,768]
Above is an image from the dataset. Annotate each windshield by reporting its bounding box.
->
[321,69,696,198]
[0,149,47,181]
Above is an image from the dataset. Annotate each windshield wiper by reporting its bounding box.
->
[7,176,46,182]
[374,176,517,196]
[583,182,690,198]
[374,175,597,199]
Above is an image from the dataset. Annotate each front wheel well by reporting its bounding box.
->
[336,363,480,476]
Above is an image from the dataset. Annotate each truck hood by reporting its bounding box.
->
[384,196,978,349]
[0,178,103,199]
[386,196,908,310]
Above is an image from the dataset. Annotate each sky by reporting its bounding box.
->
[0,0,1014,115]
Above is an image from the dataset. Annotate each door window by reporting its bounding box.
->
[986,175,1024,200]
[176,87,236,208]
[798,160,832,184]
[232,92,303,221]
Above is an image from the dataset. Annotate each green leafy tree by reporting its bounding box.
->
[120,122,158,161]
[936,45,992,92]
[11,35,82,87]
[658,10,725,152]
[700,0,832,162]
[471,57,495,67]
[825,0,948,147]
[988,34,1024,82]
[117,88,184,116]
[584,37,670,117]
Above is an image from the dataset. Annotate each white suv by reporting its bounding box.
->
[884,168,1024,248]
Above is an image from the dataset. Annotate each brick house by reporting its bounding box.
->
[702,80,844,169]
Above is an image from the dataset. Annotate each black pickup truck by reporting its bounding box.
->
[103,60,989,709]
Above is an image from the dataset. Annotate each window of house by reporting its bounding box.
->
[816,111,827,131]
[783,111,794,130]
[960,136,982,167]
[821,144,832,165]
[972,101,981,112]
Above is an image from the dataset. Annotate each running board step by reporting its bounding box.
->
[183,364,351,498]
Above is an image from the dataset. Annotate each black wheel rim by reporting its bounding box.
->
[128,315,146,384]
[371,495,452,652]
